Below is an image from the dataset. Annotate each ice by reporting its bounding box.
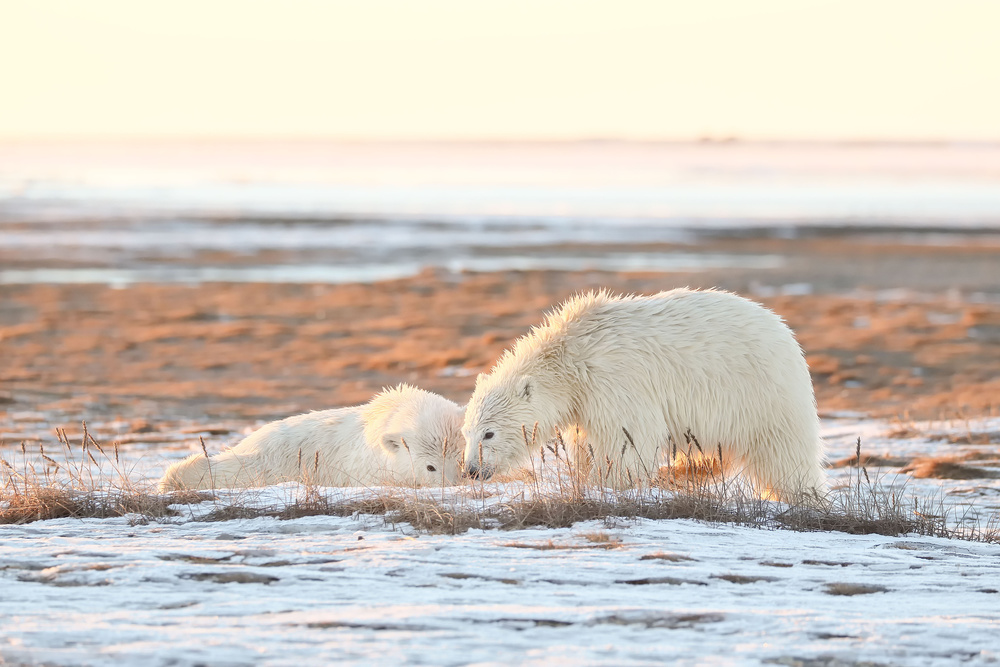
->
[2,416,1000,665]
[2,513,999,666]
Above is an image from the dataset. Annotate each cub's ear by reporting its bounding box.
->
[475,373,486,386]
[380,433,403,454]
[518,377,532,401]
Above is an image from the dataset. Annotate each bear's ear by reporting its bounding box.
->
[518,377,532,401]
[475,373,486,386]
[380,433,402,455]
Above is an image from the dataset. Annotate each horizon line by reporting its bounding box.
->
[3,134,1000,147]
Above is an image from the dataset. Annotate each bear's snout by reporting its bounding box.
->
[465,462,494,481]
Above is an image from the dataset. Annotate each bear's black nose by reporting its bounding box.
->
[465,463,493,480]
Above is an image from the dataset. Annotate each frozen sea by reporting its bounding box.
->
[2,140,1000,285]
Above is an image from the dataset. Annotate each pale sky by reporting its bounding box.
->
[1,0,998,140]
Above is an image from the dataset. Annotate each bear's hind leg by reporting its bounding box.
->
[742,433,827,502]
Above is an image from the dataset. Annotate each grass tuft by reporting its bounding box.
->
[2,427,998,544]
[2,426,179,524]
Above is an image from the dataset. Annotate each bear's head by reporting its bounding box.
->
[462,371,551,481]
[365,385,466,486]
[462,319,570,481]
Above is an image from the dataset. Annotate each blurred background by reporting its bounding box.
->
[2,0,1000,284]
[0,0,1000,284]
[1,1,999,433]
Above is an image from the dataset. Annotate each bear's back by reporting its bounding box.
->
[232,406,366,461]
[558,289,795,360]
[557,289,813,431]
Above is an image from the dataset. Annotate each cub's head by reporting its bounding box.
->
[365,385,465,486]
[462,372,541,481]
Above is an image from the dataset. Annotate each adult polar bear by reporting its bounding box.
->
[160,385,464,491]
[463,289,826,499]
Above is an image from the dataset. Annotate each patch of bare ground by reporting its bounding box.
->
[593,612,724,628]
[802,560,855,567]
[3,255,1000,422]
[180,572,279,585]
[766,657,893,667]
[830,447,1000,478]
[935,431,999,445]
[885,424,999,445]
[615,576,707,586]
[823,583,889,596]
[712,574,780,584]
[302,620,437,632]
[501,540,622,551]
[883,425,928,440]
[900,457,1000,480]
[828,454,910,469]
[440,572,520,585]
[16,571,112,587]
[488,618,574,628]
[577,530,622,545]
[638,552,696,562]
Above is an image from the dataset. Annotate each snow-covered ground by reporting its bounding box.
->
[2,417,999,666]
[821,416,1000,519]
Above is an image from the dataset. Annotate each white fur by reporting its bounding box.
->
[159,385,465,491]
[462,289,826,498]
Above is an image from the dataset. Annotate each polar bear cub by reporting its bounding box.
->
[462,289,827,500]
[159,384,465,491]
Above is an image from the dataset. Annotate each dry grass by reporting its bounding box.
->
[3,427,999,544]
[0,425,197,525]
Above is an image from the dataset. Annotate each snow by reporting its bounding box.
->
[821,417,1000,518]
[3,513,999,666]
[2,417,999,666]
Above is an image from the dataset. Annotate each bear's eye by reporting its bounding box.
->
[426,465,436,472]
[483,431,495,440]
